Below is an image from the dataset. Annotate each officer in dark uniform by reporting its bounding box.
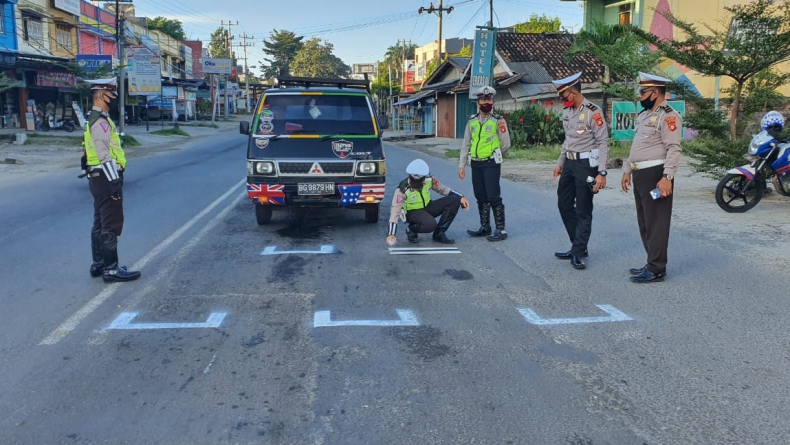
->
[551,72,610,270]
[84,78,141,283]
[621,73,682,283]
[386,159,470,246]
[458,86,512,242]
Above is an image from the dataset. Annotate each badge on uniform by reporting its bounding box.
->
[100,122,110,133]
[432,178,440,188]
[396,195,405,204]
[592,113,604,127]
[498,121,507,133]
[665,116,677,132]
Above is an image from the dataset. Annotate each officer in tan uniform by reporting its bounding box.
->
[551,72,610,270]
[621,72,682,283]
[386,159,470,246]
[458,85,511,242]
[84,78,141,283]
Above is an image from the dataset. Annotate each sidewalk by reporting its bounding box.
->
[381,130,460,160]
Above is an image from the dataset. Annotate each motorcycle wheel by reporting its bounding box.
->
[772,175,790,197]
[64,122,75,132]
[715,173,766,213]
[42,123,50,132]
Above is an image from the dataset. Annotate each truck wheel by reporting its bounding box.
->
[255,205,273,225]
[364,204,379,223]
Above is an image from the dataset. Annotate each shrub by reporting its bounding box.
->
[682,136,750,179]
[499,104,565,149]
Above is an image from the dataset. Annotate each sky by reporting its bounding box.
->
[129,0,585,76]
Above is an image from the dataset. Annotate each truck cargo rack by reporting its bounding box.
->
[274,74,370,93]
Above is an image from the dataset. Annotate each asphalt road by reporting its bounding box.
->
[1,130,789,445]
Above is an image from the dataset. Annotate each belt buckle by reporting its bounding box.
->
[630,162,638,170]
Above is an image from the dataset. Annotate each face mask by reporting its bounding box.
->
[640,96,656,110]
[562,99,575,108]
[409,176,425,188]
[479,103,493,113]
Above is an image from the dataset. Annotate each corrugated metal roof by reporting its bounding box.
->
[507,82,558,100]
[506,62,554,84]
[393,89,436,106]
[448,57,470,69]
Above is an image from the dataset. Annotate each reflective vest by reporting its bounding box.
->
[84,113,126,168]
[401,178,432,211]
[469,115,501,159]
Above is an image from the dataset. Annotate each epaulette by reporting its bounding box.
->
[469,113,479,119]
[88,110,105,127]
[397,178,410,193]
[660,104,675,113]
[491,113,502,120]
[585,102,600,111]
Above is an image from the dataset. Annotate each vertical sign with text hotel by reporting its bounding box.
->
[469,27,497,99]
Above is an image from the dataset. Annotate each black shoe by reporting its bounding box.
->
[90,263,103,277]
[102,267,141,283]
[571,256,586,270]
[432,232,455,244]
[555,249,588,260]
[630,269,665,283]
[432,208,457,244]
[406,224,419,243]
[629,265,646,275]
[100,232,141,283]
[486,229,507,241]
[467,226,492,237]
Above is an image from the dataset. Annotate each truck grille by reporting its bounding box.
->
[278,162,313,174]
[277,161,355,175]
[319,162,354,174]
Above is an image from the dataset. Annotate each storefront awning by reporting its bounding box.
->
[393,89,436,106]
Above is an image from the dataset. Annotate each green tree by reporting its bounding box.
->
[455,45,472,57]
[147,16,186,41]
[722,67,790,120]
[514,14,561,34]
[0,72,20,93]
[290,37,350,78]
[382,41,416,87]
[261,29,304,79]
[631,0,790,139]
[207,27,231,59]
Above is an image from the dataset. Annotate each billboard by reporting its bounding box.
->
[203,58,232,74]
[37,70,75,88]
[469,27,497,99]
[76,55,112,72]
[126,46,161,96]
[612,101,686,141]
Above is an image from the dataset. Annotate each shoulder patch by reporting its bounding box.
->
[432,177,440,188]
[396,194,405,204]
[498,120,508,133]
[665,116,678,132]
[99,122,110,133]
[585,102,600,111]
[592,112,604,127]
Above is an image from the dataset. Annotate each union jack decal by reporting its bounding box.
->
[247,183,285,205]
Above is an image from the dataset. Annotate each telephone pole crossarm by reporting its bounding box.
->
[418,1,454,64]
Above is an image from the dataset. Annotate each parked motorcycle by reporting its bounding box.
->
[42,113,76,132]
[125,112,141,126]
[715,127,790,213]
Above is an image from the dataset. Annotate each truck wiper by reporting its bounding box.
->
[319,132,369,142]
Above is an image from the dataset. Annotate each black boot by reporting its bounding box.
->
[406,223,419,243]
[90,233,103,277]
[467,202,491,237]
[486,203,508,241]
[432,208,458,244]
[101,233,141,283]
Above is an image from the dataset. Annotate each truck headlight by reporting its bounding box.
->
[358,162,376,174]
[255,161,275,174]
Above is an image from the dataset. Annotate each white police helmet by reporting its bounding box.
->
[761,111,785,131]
[476,86,496,99]
[406,159,430,178]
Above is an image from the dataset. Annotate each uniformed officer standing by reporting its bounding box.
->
[85,78,141,283]
[386,159,470,246]
[621,72,682,283]
[458,85,511,242]
[551,72,609,270]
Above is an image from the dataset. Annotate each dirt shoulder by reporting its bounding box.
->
[0,120,242,189]
[388,137,790,265]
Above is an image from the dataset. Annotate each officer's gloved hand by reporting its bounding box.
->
[110,179,123,201]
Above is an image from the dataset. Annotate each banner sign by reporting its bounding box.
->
[162,86,178,99]
[37,70,76,88]
[202,58,232,74]
[126,45,162,96]
[469,27,497,99]
[53,0,80,16]
[612,100,686,141]
[76,55,112,72]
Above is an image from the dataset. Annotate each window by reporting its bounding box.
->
[257,94,375,136]
[56,25,72,50]
[24,16,43,42]
[619,4,632,26]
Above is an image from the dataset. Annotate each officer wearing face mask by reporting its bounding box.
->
[386,159,470,246]
[551,72,609,271]
[621,72,682,283]
[458,85,511,242]
[84,78,141,283]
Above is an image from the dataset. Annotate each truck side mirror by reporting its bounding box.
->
[240,121,250,135]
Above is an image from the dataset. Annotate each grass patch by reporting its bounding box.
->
[121,134,141,147]
[445,140,632,162]
[150,128,190,137]
[24,134,82,146]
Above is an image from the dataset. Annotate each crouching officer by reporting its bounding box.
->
[85,78,141,283]
[458,85,511,241]
[386,159,470,246]
[551,72,609,270]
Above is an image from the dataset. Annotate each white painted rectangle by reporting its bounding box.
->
[517,305,633,325]
[389,251,461,255]
[107,312,228,330]
[313,309,420,327]
[262,245,335,255]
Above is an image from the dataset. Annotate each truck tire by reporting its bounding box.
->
[255,205,273,225]
[365,204,379,223]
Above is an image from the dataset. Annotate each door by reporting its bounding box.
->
[455,95,477,138]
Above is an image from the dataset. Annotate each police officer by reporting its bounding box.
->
[85,78,141,283]
[551,72,609,270]
[458,85,511,242]
[621,72,682,283]
[386,159,470,246]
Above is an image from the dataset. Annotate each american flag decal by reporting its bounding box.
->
[247,183,285,205]
[338,183,385,206]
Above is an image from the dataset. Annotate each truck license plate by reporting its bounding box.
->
[298,183,334,195]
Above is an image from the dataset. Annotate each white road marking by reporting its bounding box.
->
[261,245,335,255]
[39,178,245,346]
[107,312,227,329]
[313,309,420,327]
[389,251,461,255]
[203,354,218,374]
[388,247,459,251]
[517,304,634,325]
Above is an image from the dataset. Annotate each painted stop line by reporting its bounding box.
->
[517,305,633,325]
[107,312,228,330]
[261,245,335,255]
[313,309,420,327]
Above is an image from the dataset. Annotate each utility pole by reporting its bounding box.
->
[220,20,238,119]
[489,0,493,27]
[114,0,131,133]
[419,1,454,63]
[235,33,254,113]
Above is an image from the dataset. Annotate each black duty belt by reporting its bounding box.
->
[471,156,494,162]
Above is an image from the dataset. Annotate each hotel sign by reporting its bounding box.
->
[469,27,497,99]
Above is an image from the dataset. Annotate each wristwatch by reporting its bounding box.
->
[663,174,674,180]
[598,171,607,177]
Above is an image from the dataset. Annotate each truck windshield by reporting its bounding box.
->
[255,94,376,136]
